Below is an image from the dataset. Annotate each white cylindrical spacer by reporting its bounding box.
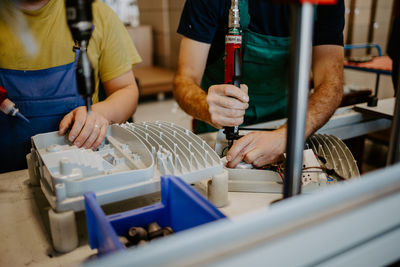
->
[60,158,73,175]
[208,169,229,208]
[26,153,39,186]
[48,209,78,253]
[55,183,67,202]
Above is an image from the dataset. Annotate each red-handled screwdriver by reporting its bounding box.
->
[223,0,242,149]
[0,86,30,123]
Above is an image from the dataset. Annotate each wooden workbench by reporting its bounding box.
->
[0,168,280,266]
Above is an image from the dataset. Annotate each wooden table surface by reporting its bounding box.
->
[0,168,280,266]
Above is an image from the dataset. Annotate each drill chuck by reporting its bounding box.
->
[66,0,94,43]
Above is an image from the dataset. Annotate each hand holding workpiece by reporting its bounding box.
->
[206,83,249,129]
[226,128,286,168]
[58,106,109,150]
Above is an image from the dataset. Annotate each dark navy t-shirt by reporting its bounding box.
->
[177,0,345,64]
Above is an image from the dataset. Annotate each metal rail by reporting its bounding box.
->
[387,60,400,165]
[284,3,314,198]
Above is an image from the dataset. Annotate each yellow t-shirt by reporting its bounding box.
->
[0,0,142,103]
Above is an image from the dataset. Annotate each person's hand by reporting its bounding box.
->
[58,106,109,150]
[206,84,249,129]
[226,128,286,168]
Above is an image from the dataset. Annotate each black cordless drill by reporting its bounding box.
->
[66,0,95,113]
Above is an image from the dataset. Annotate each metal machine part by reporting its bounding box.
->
[225,134,359,194]
[83,162,400,267]
[28,121,225,252]
[307,134,360,179]
[66,0,95,113]
[29,121,223,212]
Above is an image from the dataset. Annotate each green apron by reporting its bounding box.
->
[195,0,290,134]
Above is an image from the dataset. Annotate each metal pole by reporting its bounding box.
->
[367,73,380,107]
[387,60,400,165]
[374,74,380,98]
[283,3,314,198]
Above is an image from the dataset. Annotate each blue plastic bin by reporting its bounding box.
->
[84,175,226,255]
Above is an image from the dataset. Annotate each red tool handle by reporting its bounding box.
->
[224,35,242,84]
[0,86,7,103]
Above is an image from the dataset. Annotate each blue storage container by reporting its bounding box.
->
[84,175,226,255]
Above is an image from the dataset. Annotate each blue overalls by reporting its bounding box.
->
[0,51,85,173]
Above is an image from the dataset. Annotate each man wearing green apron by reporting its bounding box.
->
[174,0,345,168]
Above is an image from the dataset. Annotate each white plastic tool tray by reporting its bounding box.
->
[29,122,222,212]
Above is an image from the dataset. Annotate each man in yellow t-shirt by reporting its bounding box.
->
[0,0,141,173]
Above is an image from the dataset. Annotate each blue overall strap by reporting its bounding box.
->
[0,50,85,173]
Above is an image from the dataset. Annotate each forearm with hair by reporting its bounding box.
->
[173,74,212,124]
[305,61,343,138]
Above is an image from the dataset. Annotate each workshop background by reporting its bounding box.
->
[1,1,399,266]
[121,0,397,172]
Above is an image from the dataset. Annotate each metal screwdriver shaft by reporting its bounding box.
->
[76,40,94,114]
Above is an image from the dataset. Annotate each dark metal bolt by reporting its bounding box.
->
[137,240,147,246]
[118,236,129,248]
[127,227,148,245]
[147,222,164,240]
[163,226,174,236]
